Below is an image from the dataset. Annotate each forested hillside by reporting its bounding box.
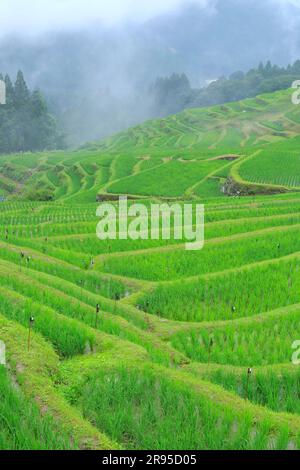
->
[151,61,300,117]
[0,71,64,153]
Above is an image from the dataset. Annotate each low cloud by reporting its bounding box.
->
[0,0,214,36]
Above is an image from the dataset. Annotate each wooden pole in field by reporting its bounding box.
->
[208,338,214,363]
[114,293,120,314]
[28,317,35,352]
[20,251,25,272]
[95,303,100,328]
[246,367,252,399]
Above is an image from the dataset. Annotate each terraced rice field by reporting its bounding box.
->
[1,191,300,450]
[238,141,300,188]
[1,88,300,202]
[1,87,300,450]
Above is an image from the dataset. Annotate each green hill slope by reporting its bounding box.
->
[95,88,300,153]
[0,87,300,202]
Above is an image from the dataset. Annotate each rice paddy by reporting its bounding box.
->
[1,87,300,450]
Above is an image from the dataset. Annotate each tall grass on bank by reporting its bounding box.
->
[0,242,127,300]
[208,369,300,415]
[171,308,300,366]
[75,367,294,450]
[0,289,95,357]
[139,257,300,322]
[0,366,75,450]
[102,227,300,281]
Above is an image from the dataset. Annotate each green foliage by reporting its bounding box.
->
[73,366,292,450]
[151,60,300,118]
[171,305,300,366]
[0,366,74,449]
[103,226,300,281]
[108,159,224,197]
[209,369,300,415]
[0,71,64,153]
[239,147,300,188]
[151,73,192,116]
[1,86,300,450]
[0,287,95,357]
[139,256,300,322]
[1,87,300,202]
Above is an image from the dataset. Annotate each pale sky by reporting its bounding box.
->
[0,0,299,37]
[0,0,214,35]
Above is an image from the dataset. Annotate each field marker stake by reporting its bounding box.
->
[114,293,120,314]
[208,338,214,363]
[95,303,100,328]
[20,251,25,272]
[246,367,252,400]
[27,316,35,352]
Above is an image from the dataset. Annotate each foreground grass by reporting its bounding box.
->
[207,368,300,415]
[0,315,119,450]
[0,366,74,450]
[67,364,299,450]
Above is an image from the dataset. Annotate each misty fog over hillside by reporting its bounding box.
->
[1,0,300,146]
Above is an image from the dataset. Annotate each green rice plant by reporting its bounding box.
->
[0,266,174,365]
[0,287,95,357]
[107,159,224,197]
[0,240,127,300]
[239,149,300,188]
[71,366,295,450]
[19,210,299,258]
[0,366,75,450]
[1,86,300,451]
[102,226,300,281]
[1,234,91,268]
[171,307,300,366]
[208,369,300,415]
[138,256,300,322]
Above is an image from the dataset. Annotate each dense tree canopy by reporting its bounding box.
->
[150,73,192,116]
[0,71,64,153]
[151,61,300,117]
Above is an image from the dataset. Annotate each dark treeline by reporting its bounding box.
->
[151,61,300,117]
[0,71,64,154]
